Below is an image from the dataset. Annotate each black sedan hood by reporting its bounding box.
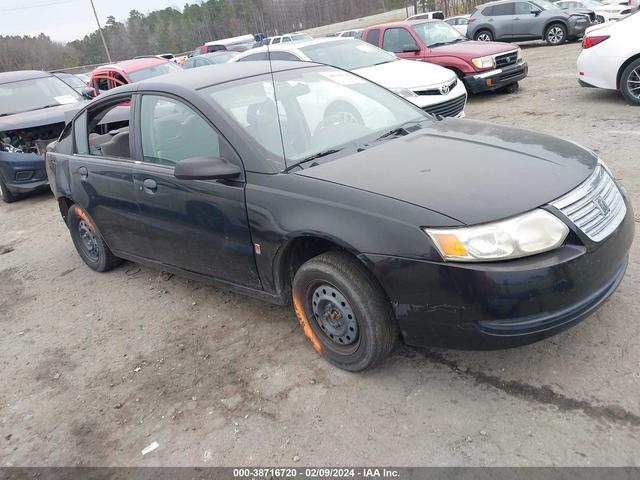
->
[0,101,86,131]
[296,119,597,225]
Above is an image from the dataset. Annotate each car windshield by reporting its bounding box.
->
[0,76,81,116]
[300,40,398,70]
[205,66,428,170]
[411,21,466,47]
[56,74,87,89]
[531,0,562,9]
[205,52,239,64]
[127,62,183,82]
[291,33,312,41]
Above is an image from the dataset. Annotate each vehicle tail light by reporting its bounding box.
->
[582,35,610,48]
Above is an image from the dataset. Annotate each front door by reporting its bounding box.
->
[381,27,423,61]
[513,2,542,38]
[132,94,261,288]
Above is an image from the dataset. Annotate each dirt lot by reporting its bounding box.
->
[1,42,639,467]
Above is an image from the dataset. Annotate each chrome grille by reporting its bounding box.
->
[495,50,518,68]
[550,165,626,242]
[423,94,466,118]
[415,78,458,96]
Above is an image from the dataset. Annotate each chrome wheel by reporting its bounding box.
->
[627,66,640,101]
[476,32,492,41]
[546,26,565,44]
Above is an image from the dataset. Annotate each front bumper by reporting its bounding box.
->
[360,196,634,349]
[0,151,49,195]
[568,17,591,37]
[463,62,528,94]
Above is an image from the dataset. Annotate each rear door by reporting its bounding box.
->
[131,93,260,287]
[487,2,516,39]
[68,94,148,255]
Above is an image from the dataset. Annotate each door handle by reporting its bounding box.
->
[142,178,158,194]
[79,166,88,179]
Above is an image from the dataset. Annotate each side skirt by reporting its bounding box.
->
[111,250,289,306]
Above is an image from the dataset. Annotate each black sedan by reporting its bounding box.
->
[45,62,633,371]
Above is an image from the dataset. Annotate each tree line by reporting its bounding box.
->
[0,0,483,73]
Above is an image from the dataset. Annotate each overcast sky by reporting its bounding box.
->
[1,0,182,42]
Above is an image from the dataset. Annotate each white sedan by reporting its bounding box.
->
[232,38,468,118]
[577,12,640,104]
[555,0,633,23]
[444,15,470,36]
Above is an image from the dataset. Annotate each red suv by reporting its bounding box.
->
[361,20,528,94]
[88,57,182,95]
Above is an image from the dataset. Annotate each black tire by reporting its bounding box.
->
[474,29,493,41]
[498,81,519,94]
[67,204,122,272]
[620,58,640,106]
[0,176,16,203]
[545,23,567,45]
[292,251,398,371]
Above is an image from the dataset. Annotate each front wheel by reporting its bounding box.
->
[545,23,567,45]
[620,58,640,105]
[0,176,16,203]
[67,204,122,272]
[292,251,398,371]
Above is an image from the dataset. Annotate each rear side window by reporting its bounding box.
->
[238,52,268,62]
[482,6,495,15]
[269,51,301,61]
[84,98,132,159]
[433,12,445,19]
[493,3,515,15]
[365,29,380,46]
[382,28,419,53]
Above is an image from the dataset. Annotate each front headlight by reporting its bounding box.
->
[516,47,523,62]
[390,87,418,98]
[471,55,496,69]
[424,209,569,262]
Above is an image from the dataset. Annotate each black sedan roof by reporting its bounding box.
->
[0,70,51,85]
[99,61,319,100]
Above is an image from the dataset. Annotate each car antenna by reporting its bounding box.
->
[266,39,289,170]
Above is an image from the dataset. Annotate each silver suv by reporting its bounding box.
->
[466,0,593,44]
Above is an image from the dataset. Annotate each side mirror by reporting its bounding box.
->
[174,156,242,181]
[532,9,542,14]
[81,86,97,99]
[402,44,421,53]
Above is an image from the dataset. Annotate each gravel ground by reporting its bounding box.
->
[1,42,639,467]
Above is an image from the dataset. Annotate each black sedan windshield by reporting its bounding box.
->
[0,76,81,116]
[205,66,428,170]
[300,40,398,70]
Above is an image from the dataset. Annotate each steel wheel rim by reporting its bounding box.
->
[547,27,564,43]
[477,33,491,41]
[311,283,359,349]
[78,220,99,261]
[627,67,640,100]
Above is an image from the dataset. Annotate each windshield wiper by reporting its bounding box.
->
[428,39,463,48]
[284,148,343,172]
[375,120,425,142]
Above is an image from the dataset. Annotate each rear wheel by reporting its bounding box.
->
[0,176,16,203]
[545,23,567,45]
[292,251,398,371]
[475,29,493,41]
[620,58,640,105]
[67,204,122,272]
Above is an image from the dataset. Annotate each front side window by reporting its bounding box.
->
[269,51,301,61]
[140,95,224,166]
[382,28,419,53]
[412,21,465,47]
[84,98,132,158]
[0,76,81,116]
[515,2,538,13]
[205,66,428,171]
[301,40,397,70]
